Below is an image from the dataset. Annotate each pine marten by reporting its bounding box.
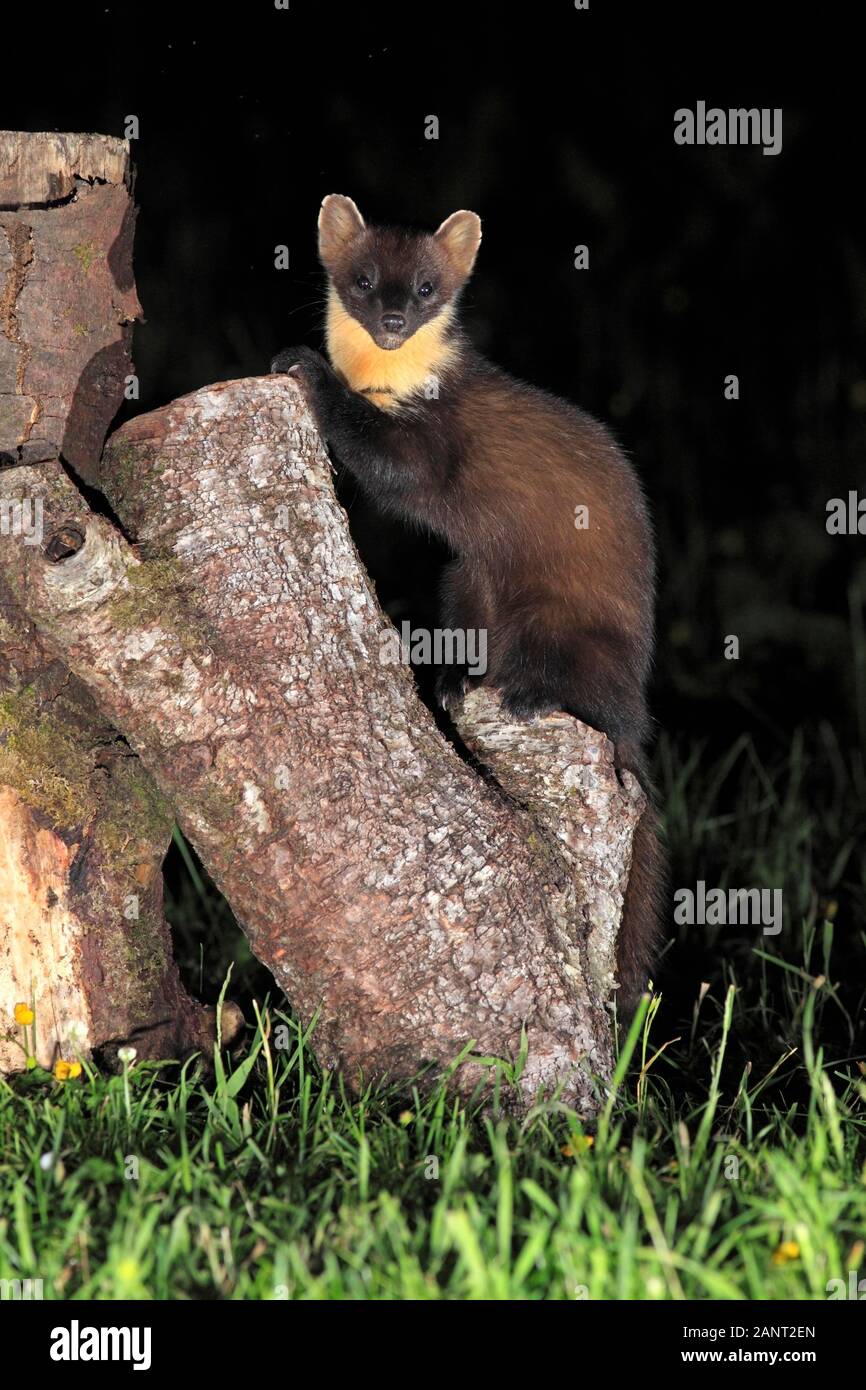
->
[271,194,664,1014]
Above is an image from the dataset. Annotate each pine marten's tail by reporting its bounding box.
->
[614,749,667,1018]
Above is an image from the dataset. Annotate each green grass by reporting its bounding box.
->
[1,728,865,1300]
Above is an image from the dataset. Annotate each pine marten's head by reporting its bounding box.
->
[318,195,481,407]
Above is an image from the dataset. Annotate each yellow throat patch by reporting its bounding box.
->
[325,287,457,411]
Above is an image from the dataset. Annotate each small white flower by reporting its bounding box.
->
[117,1045,137,1065]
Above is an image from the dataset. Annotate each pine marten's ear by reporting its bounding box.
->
[434,210,482,280]
[318,194,366,269]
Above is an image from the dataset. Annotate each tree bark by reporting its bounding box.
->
[0,372,645,1112]
[0,130,214,1071]
[0,129,138,478]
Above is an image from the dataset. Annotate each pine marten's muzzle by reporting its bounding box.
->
[376,311,409,349]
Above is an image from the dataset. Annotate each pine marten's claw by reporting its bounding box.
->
[270,346,327,377]
[270,348,304,374]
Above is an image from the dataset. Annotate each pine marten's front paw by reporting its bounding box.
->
[270,346,328,378]
[435,667,471,713]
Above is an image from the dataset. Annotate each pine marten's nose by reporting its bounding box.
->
[381,313,405,334]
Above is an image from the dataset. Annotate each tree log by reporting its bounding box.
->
[0,373,645,1111]
[0,129,139,478]
[0,130,214,1070]
[0,613,218,1071]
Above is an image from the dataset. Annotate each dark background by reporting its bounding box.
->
[10,3,866,1041]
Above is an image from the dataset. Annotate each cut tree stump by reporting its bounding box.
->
[0,130,216,1070]
[0,129,139,478]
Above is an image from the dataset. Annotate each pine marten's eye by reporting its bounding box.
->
[418,282,434,298]
[356,275,373,291]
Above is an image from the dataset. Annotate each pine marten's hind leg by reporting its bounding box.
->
[496,623,650,753]
[495,622,664,1016]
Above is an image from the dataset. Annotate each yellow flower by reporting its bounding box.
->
[398,1110,413,1126]
[116,1257,139,1285]
[14,1003,34,1026]
[771,1240,800,1266]
[561,1133,595,1158]
[53,1059,82,1082]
